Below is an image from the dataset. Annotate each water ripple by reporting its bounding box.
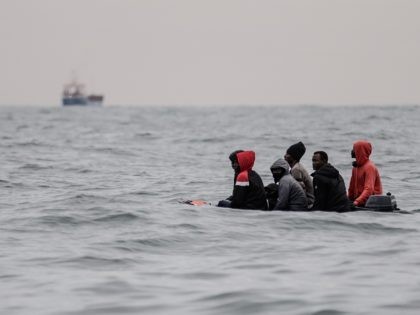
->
[93,213,139,223]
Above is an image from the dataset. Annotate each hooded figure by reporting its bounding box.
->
[270,159,307,210]
[348,140,382,206]
[311,161,349,212]
[218,150,267,210]
[284,142,314,208]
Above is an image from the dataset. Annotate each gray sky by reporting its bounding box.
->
[1,0,420,106]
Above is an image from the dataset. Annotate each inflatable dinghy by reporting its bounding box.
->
[181,193,399,212]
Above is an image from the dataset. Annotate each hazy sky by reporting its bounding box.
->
[1,0,420,106]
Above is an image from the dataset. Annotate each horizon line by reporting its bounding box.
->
[0,103,419,107]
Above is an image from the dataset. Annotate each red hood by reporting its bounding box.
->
[236,151,255,172]
[353,140,372,166]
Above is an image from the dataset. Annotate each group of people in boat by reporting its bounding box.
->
[218,140,382,212]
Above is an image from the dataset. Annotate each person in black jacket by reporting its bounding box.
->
[311,151,349,212]
[218,150,267,210]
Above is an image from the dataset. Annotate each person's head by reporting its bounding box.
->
[351,140,372,167]
[270,159,290,183]
[312,151,328,171]
[284,141,306,167]
[271,168,284,183]
[229,150,256,174]
[229,150,243,173]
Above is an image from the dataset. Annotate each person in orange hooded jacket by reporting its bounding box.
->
[348,140,382,206]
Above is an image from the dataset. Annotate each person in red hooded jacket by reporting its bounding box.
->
[218,150,267,210]
[348,140,382,207]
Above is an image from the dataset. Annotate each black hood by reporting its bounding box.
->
[312,163,340,178]
[229,150,244,163]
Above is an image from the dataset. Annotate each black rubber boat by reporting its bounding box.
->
[182,193,400,212]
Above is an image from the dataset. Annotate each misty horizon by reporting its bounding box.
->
[1,0,420,106]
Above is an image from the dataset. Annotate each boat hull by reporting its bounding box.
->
[62,97,102,106]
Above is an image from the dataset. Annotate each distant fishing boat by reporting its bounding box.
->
[62,81,104,106]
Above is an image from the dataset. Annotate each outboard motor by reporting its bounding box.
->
[364,192,398,212]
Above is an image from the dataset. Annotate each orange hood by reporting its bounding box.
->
[236,151,255,172]
[353,140,372,166]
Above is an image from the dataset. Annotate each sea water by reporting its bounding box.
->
[1,105,420,315]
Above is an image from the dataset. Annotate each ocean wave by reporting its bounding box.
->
[401,175,420,182]
[59,304,167,315]
[168,223,202,230]
[303,219,418,234]
[14,140,53,147]
[360,247,408,256]
[85,146,137,156]
[16,124,29,130]
[93,212,139,223]
[189,137,231,143]
[195,291,307,314]
[63,167,96,174]
[134,132,156,138]
[0,274,19,280]
[128,190,159,196]
[364,114,392,121]
[310,310,346,315]
[77,279,134,294]
[37,184,52,188]
[63,193,111,203]
[385,157,420,164]
[57,255,136,268]
[33,215,88,226]
[114,234,195,252]
[133,171,150,176]
[18,163,53,170]
[175,271,226,280]
[229,262,279,271]
[185,180,208,185]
